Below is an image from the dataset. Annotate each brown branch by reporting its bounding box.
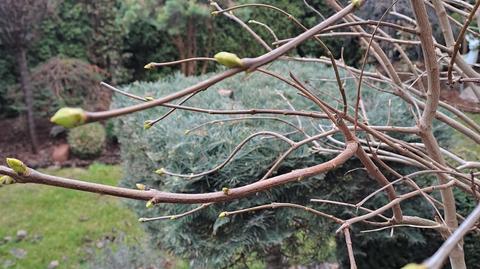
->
[336,180,456,233]
[447,0,480,85]
[425,203,480,269]
[0,140,357,204]
[344,228,357,269]
[410,0,466,267]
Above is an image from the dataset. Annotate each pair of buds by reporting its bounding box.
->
[1,158,29,186]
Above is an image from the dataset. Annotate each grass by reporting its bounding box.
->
[451,112,480,161]
[0,163,146,269]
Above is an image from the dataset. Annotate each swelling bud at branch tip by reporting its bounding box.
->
[351,0,364,8]
[155,168,165,175]
[144,120,153,130]
[50,107,86,128]
[6,158,28,175]
[214,52,243,68]
[144,63,155,69]
[218,212,228,218]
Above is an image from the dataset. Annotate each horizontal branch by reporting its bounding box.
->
[0,141,357,204]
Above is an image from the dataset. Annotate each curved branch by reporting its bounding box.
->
[0,141,357,204]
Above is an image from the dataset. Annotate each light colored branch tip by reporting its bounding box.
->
[218,212,228,218]
[6,158,28,176]
[214,52,244,68]
[0,175,15,185]
[50,107,86,128]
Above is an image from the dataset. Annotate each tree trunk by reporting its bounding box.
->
[16,48,39,153]
[172,36,187,75]
[183,19,197,76]
[201,20,213,75]
[265,245,287,269]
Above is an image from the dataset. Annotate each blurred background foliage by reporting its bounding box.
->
[0,0,363,118]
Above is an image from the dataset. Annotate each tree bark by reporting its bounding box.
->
[16,48,39,153]
[186,19,197,76]
[410,1,466,268]
[172,36,187,75]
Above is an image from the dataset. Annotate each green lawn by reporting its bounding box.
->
[0,163,146,269]
[452,113,480,161]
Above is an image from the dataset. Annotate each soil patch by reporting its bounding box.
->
[0,117,120,168]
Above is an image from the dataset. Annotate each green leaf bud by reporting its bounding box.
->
[155,168,165,175]
[144,120,153,130]
[218,212,228,218]
[50,107,86,128]
[0,175,15,185]
[144,63,155,69]
[144,96,155,101]
[351,0,364,8]
[146,199,154,208]
[222,187,229,195]
[6,158,28,175]
[4,176,15,185]
[136,183,146,190]
[214,52,243,68]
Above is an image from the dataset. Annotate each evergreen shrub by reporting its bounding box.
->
[113,62,456,268]
[68,122,106,159]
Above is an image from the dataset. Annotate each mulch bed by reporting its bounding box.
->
[0,117,120,169]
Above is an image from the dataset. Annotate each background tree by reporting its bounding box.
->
[84,0,126,84]
[157,0,211,76]
[0,0,54,153]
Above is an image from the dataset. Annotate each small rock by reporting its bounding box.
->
[47,260,59,269]
[10,248,27,259]
[83,247,94,257]
[3,236,12,244]
[52,144,69,164]
[96,240,105,249]
[16,230,27,241]
[2,259,15,268]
